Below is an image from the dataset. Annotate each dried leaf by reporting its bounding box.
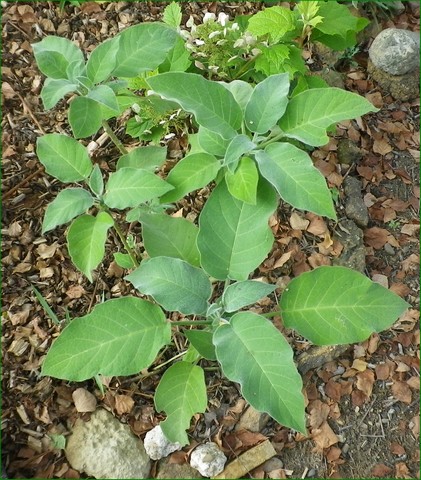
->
[308,400,330,429]
[72,388,97,413]
[391,381,412,404]
[372,464,393,477]
[289,212,309,230]
[311,421,338,450]
[114,394,134,415]
[356,370,375,397]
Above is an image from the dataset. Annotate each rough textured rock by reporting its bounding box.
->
[332,219,366,273]
[337,139,362,165]
[343,177,369,227]
[65,409,151,479]
[312,68,345,89]
[369,28,419,75]
[312,42,342,68]
[235,405,269,433]
[144,425,182,461]
[367,58,420,102]
[157,460,202,479]
[190,443,227,478]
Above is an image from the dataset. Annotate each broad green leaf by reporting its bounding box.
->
[116,146,167,171]
[225,156,259,205]
[222,280,276,313]
[183,343,201,363]
[126,257,212,315]
[67,60,87,83]
[148,73,242,139]
[87,85,120,113]
[188,133,206,155]
[43,188,94,234]
[184,330,216,360]
[155,362,207,445]
[245,73,289,134]
[312,2,370,50]
[160,152,220,204]
[278,88,378,147]
[197,179,277,281]
[42,297,170,381]
[141,213,200,267]
[163,2,182,27]
[281,266,410,345]
[104,168,173,209]
[214,312,306,433]
[112,23,178,77]
[86,36,121,84]
[254,44,290,77]
[197,127,230,157]
[113,252,137,269]
[223,135,256,172]
[159,36,191,73]
[89,164,104,197]
[219,80,253,112]
[291,74,329,98]
[36,134,92,182]
[67,212,114,282]
[32,36,85,79]
[247,6,296,43]
[68,96,103,138]
[255,143,336,220]
[41,78,78,110]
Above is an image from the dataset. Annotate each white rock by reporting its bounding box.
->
[65,408,150,479]
[189,443,227,477]
[144,425,182,460]
[369,28,420,75]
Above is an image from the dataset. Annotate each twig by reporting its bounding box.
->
[16,91,46,134]
[3,166,45,200]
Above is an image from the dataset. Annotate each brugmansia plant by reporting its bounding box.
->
[33,6,409,446]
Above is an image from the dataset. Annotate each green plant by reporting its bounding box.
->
[33,14,409,446]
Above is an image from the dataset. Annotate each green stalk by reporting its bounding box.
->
[171,320,213,326]
[258,131,285,149]
[101,119,128,155]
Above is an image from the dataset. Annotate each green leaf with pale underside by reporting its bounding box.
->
[214,312,306,433]
[281,266,410,345]
[278,88,378,146]
[155,362,207,445]
[68,96,103,138]
[42,297,170,381]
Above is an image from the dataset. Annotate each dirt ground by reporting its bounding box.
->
[1,2,420,479]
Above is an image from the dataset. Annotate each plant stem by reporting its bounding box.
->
[171,320,213,326]
[258,131,285,149]
[101,119,128,155]
[105,208,140,267]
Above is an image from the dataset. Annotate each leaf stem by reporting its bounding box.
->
[104,208,140,267]
[171,320,213,326]
[258,131,285,149]
[101,119,128,155]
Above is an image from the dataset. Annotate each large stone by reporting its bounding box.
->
[189,443,227,477]
[144,425,182,461]
[332,219,366,273]
[369,28,419,75]
[65,408,151,479]
[343,177,369,228]
[157,460,202,479]
[367,59,420,102]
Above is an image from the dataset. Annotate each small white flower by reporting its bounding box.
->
[146,90,155,96]
[135,115,141,123]
[231,22,239,31]
[216,39,227,46]
[194,39,205,46]
[208,30,221,39]
[186,16,195,28]
[217,12,229,27]
[203,12,216,23]
[131,103,140,114]
[164,133,175,140]
[185,42,196,51]
[251,48,261,57]
[208,65,219,73]
[194,60,206,70]
[233,38,245,48]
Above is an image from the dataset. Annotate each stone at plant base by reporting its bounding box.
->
[332,219,366,273]
[235,405,269,433]
[343,177,369,228]
[65,408,151,479]
[189,443,227,477]
[144,425,183,461]
[312,42,343,68]
[367,59,420,102]
[369,28,419,75]
[157,459,202,479]
[337,139,362,165]
[311,68,345,89]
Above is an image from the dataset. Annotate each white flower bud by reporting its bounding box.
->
[208,30,221,39]
[203,12,216,23]
[217,12,229,27]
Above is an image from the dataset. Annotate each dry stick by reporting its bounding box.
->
[3,166,45,200]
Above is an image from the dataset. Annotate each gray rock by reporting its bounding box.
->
[337,139,362,165]
[262,457,284,472]
[189,443,227,477]
[312,42,342,68]
[367,58,420,102]
[144,425,183,461]
[312,68,345,89]
[332,219,366,273]
[343,177,369,227]
[65,408,151,479]
[157,460,202,479]
[369,28,419,75]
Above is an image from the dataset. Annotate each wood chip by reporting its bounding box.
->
[213,440,276,479]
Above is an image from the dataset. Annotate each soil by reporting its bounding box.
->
[1,2,419,479]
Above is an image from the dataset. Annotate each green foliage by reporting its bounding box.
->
[33,6,409,447]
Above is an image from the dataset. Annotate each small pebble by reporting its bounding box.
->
[384,243,395,255]
[307,468,317,477]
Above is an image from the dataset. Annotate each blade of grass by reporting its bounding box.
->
[32,285,60,325]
